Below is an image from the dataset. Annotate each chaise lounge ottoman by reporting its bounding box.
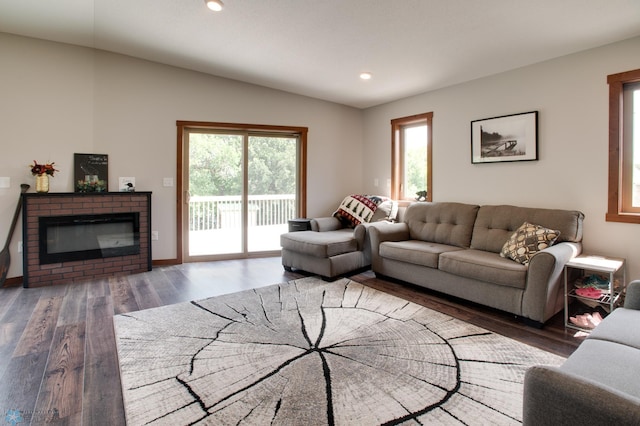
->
[281,217,371,280]
[280,195,398,280]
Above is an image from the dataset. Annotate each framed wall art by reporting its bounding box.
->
[471,111,538,164]
[74,153,109,192]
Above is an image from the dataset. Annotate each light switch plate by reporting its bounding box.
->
[0,177,10,188]
[163,177,174,187]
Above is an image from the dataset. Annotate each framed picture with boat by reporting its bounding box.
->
[471,111,538,163]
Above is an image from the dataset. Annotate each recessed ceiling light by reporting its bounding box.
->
[360,72,372,80]
[205,0,224,11]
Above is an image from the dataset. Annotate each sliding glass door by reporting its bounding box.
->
[246,135,298,252]
[187,131,244,256]
[181,124,305,261]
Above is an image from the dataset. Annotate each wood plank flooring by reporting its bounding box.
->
[0,257,584,425]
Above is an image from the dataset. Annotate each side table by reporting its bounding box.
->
[288,218,311,232]
[563,255,626,333]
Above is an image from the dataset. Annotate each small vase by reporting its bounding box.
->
[35,174,49,193]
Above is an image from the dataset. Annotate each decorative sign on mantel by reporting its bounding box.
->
[74,153,108,192]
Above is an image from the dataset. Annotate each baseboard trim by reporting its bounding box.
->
[2,276,23,288]
[152,259,180,266]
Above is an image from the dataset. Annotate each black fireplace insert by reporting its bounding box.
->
[39,212,140,264]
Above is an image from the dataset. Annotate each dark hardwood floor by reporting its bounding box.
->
[0,257,584,425]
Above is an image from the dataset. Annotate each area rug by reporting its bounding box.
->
[114,277,564,425]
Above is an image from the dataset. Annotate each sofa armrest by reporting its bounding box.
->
[310,217,343,232]
[352,224,367,250]
[345,221,388,260]
[368,223,410,270]
[369,222,410,246]
[524,365,640,425]
[625,280,640,310]
[521,242,582,324]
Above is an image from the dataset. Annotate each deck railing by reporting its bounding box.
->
[189,194,296,231]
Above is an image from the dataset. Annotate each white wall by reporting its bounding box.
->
[362,36,640,278]
[3,31,640,281]
[0,33,363,279]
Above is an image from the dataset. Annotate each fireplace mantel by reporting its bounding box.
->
[22,192,152,287]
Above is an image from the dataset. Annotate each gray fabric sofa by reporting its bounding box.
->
[369,202,585,325]
[523,280,640,425]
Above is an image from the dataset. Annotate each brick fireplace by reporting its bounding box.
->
[22,192,152,288]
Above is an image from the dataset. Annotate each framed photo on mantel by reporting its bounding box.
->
[471,111,538,164]
[74,153,108,192]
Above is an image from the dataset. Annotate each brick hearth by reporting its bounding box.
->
[22,192,152,288]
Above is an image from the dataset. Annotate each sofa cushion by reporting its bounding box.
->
[471,205,584,253]
[404,202,479,248]
[561,338,640,399]
[499,222,561,265]
[371,199,399,222]
[280,229,357,258]
[587,308,640,350]
[310,217,344,232]
[379,240,464,268]
[439,249,528,289]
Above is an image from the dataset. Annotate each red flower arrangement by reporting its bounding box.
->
[30,160,58,177]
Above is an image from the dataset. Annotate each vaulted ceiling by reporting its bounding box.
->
[1,0,639,108]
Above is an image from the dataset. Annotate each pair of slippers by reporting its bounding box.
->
[569,311,603,329]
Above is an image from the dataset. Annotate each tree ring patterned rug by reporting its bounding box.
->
[114,277,564,425]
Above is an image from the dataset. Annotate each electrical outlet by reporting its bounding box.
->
[151,231,159,240]
[18,241,22,253]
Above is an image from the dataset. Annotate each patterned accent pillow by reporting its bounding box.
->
[333,195,392,228]
[500,222,561,265]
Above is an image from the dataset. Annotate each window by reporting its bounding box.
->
[391,112,433,201]
[607,69,640,223]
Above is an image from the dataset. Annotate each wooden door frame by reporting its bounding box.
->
[176,121,308,264]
